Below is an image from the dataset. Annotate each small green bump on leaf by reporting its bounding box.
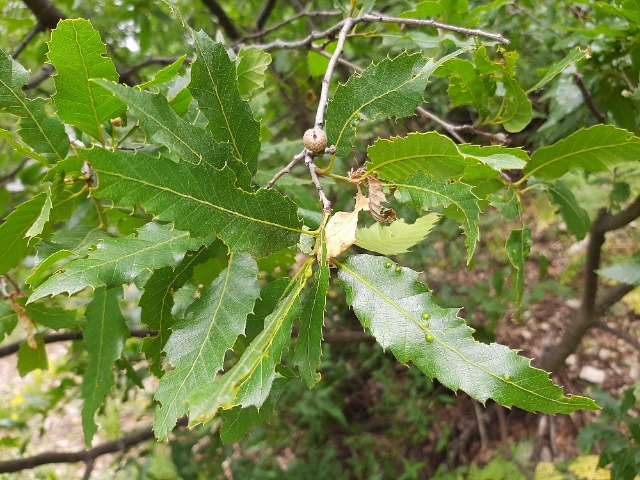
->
[385,262,392,268]
[503,375,511,382]
[395,266,402,273]
[422,313,430,320]
[425,334,434,343]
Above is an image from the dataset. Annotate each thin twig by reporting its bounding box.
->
[0,327,374,359]
[255,20,346,50]
[12,21,43,59]
[306,153,332,211]
[231,10,342,46]
[25,63,55,90]
[201,0,241,40]
[359,14,510,45]
[596,283,636,315]
[22,0,66,30]
[265,150,306,188]
[315,18,354,128]
[255,14,508,50]
[0,158,31,187]
[472,401,489,450]
[0,417,189,474]
[573,74,605,124]
[0,329,154,359]
[117,56,187,79]
[595,320,640,352]
[256,0,278,30]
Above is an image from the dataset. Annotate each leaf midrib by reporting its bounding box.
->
[193,40,241,160]
[524,137,636,180]
[96,169,301,233]
[157,252,236,431]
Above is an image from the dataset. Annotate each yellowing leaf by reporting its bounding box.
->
[323,193,369,260]
[355,214,440,255]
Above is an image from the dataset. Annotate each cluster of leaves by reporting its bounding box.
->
[1,2,640,477]
[578,386,640,480]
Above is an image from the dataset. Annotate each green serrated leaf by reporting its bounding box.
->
[327,49,469,157]
[48,19,125,144]
[17,334,48,377]
[140,240,225,377]
[523,125,640,181]
[598,259,640,285]
[94,80,251,186]
[82,148,302,257]
[294,234,329,388]
[29,223,204,302]
[189,30,261,175]
[489,186,520,220]
[187,268,308,426]
[506,227,531,309]
[138,54,187,89]
[0,127,49,165]
[26,303,77,330]
[355,214,440,255]
[537,180,590,240]
[367,132,476,182]
[236,48,272,100]
[457,144,528,171]
[153,252,259,440]
[0,303,19,341]
[436,57,489,115]
[25,189,51,238]
[220,376,290,443]
[81,287,129,446]
[527,47,589,94]
[0,192,48,275]
[391,173,480,262]
[337,255,599,413]
[501,75,533,133]
[0,49,69,162]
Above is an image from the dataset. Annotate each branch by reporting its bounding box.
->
[322,330,375,344]
[0,329,153,359]
[201,0,241,40]
[265,150,306,188]
[25,64,55,90]
[0,417,189,474]
[596,283,636,315]
[540,198,640,372]
[255,15,509,51]
[117,56,187,82]
[0,326,374,359]
[256,0,277,30]
[305,153,332,212]
[315,18,354,128]
[597,194,640,232]
[0,158,31,188]
[573,74,606,124]
[12,21,43,59]
[359,14,510,45]
[231,10,342,46]
[22,0,66,30]
[594,320,640,353]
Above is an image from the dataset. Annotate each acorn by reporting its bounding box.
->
[303,126,328,153]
